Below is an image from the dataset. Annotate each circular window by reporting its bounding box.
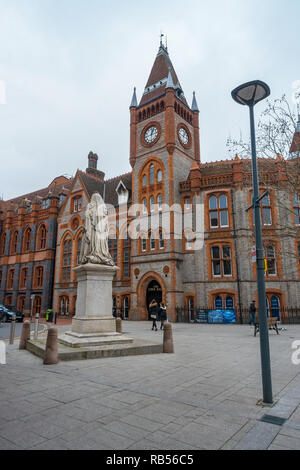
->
[177,124,192,149]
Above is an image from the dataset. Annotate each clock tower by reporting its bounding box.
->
[129,41,201,321]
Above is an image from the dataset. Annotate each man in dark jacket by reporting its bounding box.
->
[249,300,256,325]
[149,300,158,331]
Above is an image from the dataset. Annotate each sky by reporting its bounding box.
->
[0,0,299,200]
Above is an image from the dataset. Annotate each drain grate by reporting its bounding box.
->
[260,415,287,426]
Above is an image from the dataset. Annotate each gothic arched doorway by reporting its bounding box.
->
[146,280,162,319]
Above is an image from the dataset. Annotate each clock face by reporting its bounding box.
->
[144,126,159,144]
[179,127,189,145]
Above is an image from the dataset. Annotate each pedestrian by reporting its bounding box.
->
[149,299,158,331]
[160,302,167,330]
[249,300,256,325]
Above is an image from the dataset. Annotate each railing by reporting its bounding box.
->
[175,306,300,325]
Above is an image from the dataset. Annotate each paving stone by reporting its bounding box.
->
[272,433,300,450]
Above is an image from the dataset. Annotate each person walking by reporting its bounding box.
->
[160,302,167,330]
[249,300,256,325]
[149,299,158,331]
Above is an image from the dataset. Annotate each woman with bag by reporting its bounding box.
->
[160,302,167,330]
[149,299,158,331]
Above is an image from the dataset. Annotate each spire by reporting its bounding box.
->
[192,91,199,112]
[289,113,300,159]
[130,87,137,108]
[166,67,175,89]
[139,42,189,108]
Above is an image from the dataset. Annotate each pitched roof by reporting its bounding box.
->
[139,45,189,108]
[78,171,132,207]
[4,176,73,207]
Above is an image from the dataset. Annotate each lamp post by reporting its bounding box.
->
[231,80,273,405]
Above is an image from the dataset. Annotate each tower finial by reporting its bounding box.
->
[160,31,164,47]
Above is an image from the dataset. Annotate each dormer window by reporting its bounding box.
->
[41,199,50,209]
[116,182,129,206]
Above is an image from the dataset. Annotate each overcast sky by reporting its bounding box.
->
[0,0,299,200]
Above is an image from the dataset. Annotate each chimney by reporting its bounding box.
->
[86,152,105,181]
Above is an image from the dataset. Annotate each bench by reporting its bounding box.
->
[254,316,279,337]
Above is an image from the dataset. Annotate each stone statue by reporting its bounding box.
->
[79,192,114,266]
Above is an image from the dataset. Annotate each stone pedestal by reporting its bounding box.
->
[59,263,133,348]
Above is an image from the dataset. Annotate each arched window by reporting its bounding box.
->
[157,170,162,183]
[159,231,164,250]
[157,194,162,211]
[19,267,28,290]
[143,174,147,187]
[17,295,26,313]
[150,196,155,212]
[142,198,148,214]
[122,235,130,278]
[209,195,229,228]
[0,233,6,255]
[225,296,234,309]
[265,245,276,276]
[123,296,129,320]
[59,296,69,315]
[293,194,300,226]
[62,237,72,281]
[33,295,42,314]
[215,296,223,309]
[262,194,272,226]
[108,238,118,264]
[7,268,14,289]
[76,234,83,265]
[34,266,44,288]
[150,232,155,251]
[23,227,32,252]
[149,165,155,185]
[141,236,147,252]
[11,230,18,254]
[37,224,47,250]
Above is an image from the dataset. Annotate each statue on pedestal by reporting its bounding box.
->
[79,192,114,266]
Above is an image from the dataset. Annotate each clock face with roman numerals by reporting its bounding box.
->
[144,126,159,144]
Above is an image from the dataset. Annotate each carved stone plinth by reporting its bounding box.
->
[59,263,133,348]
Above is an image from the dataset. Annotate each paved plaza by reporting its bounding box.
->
[1,321,300,450]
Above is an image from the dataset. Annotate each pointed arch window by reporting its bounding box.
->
[37,224,47,250]
[0,233,6,256]
[150,196,155,212]
[76,234,83,265]
[142,198,148,214]
[19,267,28,290]
[34,266,44,288]
[7,268,15,290]
[108,238,118,264]
[122,235,130,278]
[62,237,72,281]
[157,194,162,211]
[157,170,162,183]
[143,174,147,187]
[293,194,300,226]
[11,230,18,255]
[23,227,32,252]
[149,165,155,185]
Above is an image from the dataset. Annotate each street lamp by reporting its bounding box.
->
[232,80,273,406]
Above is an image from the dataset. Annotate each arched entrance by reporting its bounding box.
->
[146,280,162,318]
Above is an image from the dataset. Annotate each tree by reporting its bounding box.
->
[227,95,298,159]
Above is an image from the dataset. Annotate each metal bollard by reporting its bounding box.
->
[9,314,16,345]
[33,313,39,340]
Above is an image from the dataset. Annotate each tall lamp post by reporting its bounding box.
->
[231,80,273,405]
